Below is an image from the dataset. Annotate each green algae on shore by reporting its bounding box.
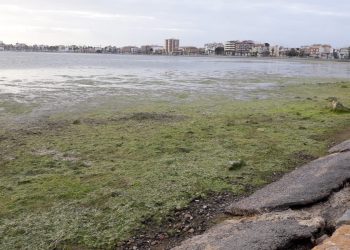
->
[0,81,349,249]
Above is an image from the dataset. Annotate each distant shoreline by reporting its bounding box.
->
[1,50,349,62]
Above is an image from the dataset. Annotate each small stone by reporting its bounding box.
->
[183,225,190,232]
[151,241,158,246]
[184,214,193,221]
[203,205,208,209]
[228,160,246,171]
[315,234,329,245]
[158,234,165,240]
[257,128,265,132]
[188,228,195,233]
[174,223,182,229]
[132,246,137,250]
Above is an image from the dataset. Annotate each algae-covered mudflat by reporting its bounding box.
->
[0,53,350,249]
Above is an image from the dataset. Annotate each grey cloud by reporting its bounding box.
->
[0,0,349,47]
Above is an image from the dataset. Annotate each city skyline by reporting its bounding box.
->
[0,0,350,48]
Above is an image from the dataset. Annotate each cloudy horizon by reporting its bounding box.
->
[0,0,349,48]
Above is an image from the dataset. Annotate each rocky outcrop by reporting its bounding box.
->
[329,139,350,154]
[174,139,350,250]
[173,217,320,250]
[226,151,350,215]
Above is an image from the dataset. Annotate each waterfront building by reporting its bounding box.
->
[151,45,164,54]
[279,47,301,57]
[140,45,163,54]
[205,43,224,55]
[235,40,255,56]
[165,39,180,54]
[300,46,311,57]
[180,46,199,55]
[0,41,4,51]
[308,44,333,59]
[224,41,238,55]
[278,47,290,57]
[250,43,270,57]
[103,46,118,53]
[320,45,333,59]
[141,45,153,54]
[198,48,206,55]
[121,46,140,54]
[339,47,350,59]
[269,45,280,57]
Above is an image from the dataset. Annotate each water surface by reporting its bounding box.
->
[0,52,349,117]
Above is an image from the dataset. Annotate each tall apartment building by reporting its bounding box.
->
[235,40,255,56]
[165,39,180,54]
[224,41,238,55]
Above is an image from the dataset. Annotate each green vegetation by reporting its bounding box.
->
[0,100,36,115]
[0,81,349,249]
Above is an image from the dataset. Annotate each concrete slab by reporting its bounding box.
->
[226,151,350,215]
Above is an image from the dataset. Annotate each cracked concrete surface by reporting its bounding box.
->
[174,140,350,250]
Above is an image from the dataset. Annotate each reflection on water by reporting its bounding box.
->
[0,52,350,115]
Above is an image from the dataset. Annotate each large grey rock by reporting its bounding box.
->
[173,218,319,250]
[226,151,350,215]
[174,187,350,250]
[336,209,350,227]
[329,140,350,153]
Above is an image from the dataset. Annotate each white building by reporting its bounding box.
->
[270,45,280,57]
[339,47,350,59]
[165,39,180,54]
[151,45,164,54]
[204,43,224,55]
[224,41,238,55]
[308,44,333,59]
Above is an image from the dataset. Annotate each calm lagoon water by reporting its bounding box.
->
[0,52,350,115]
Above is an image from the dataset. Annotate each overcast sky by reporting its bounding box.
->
[0,0,349,48]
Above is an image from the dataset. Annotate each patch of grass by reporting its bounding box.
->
[0,100,36,115]
[0,81,349,249]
